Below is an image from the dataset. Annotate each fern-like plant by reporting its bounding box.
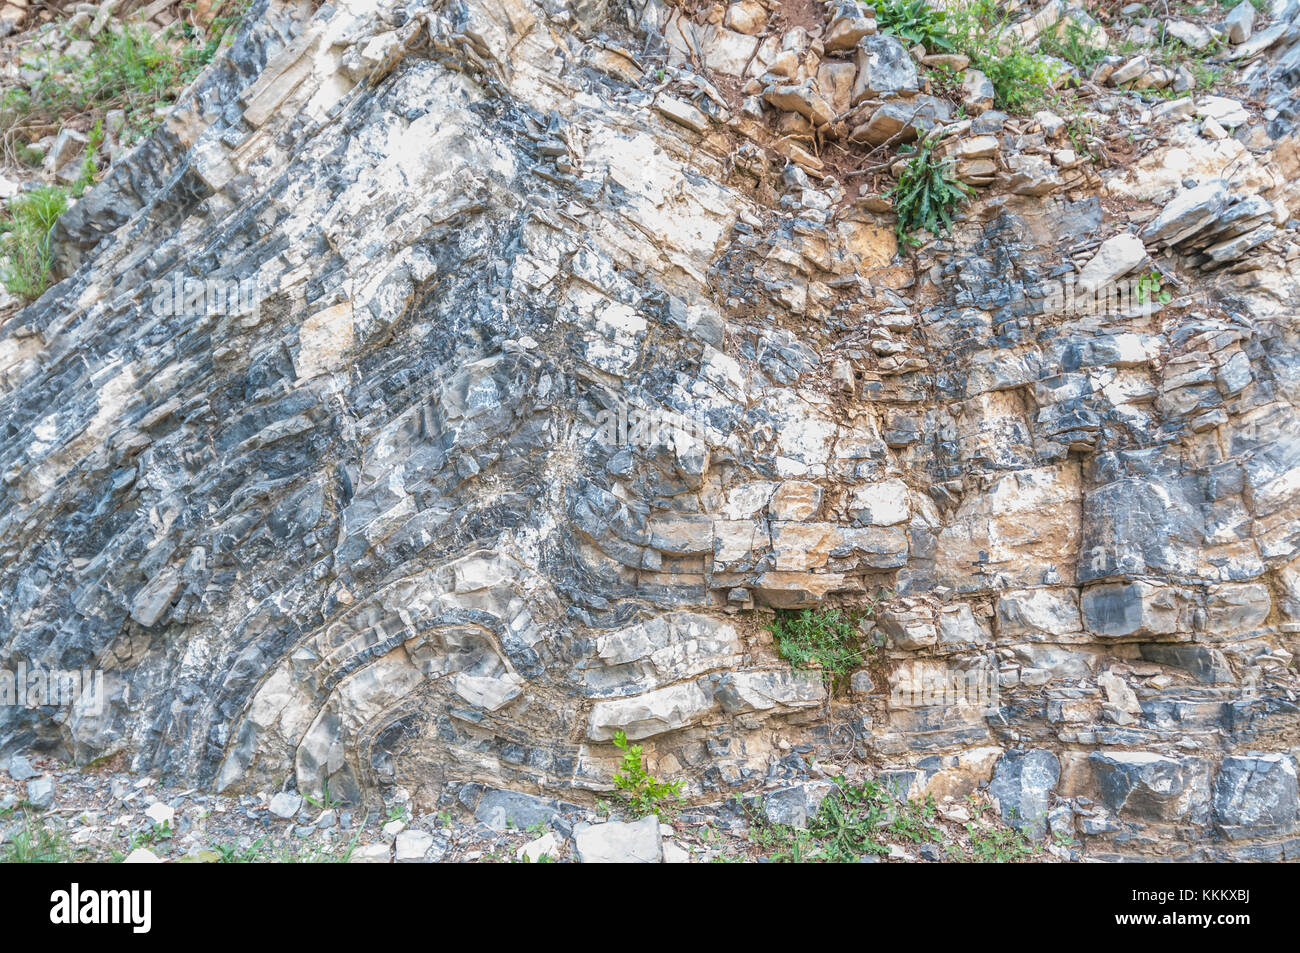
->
[888,132,974,250]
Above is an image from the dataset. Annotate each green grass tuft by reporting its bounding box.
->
[1,185,69,300]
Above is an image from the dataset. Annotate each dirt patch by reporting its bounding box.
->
[768,0,825,36]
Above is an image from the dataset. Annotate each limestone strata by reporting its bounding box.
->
[1,0,1299,860]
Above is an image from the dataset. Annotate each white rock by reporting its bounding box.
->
[1153,97,1196,121]
[347,843,392,864]
[587,679,716,741]
[1164,21,1214,50]
[1077,233,1147,293]
[848,478,910,526]
[144,802,175,827]
[517,831,559,863]
[1197,95,1248,128]
[394,829,434,862]
[1224,1,1255,44]
[1110,56,1148,85]
[655,96,710,134]
[573,816,663,863]
[662,839,692,863]
[268,791,302,819]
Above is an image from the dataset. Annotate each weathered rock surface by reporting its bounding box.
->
[0,0,1298,862]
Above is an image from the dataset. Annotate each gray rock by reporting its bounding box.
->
[852,34,920,104]
[1223,1,1255,44]
[1090,752,1210,823]
[1081,582,1191,638]
[1140,180,1231,246]
[1213,754,1297,836]
[467,788,562,832]
[849,97,949,146]
[6,754,37,782]
[988,749,1060,838]
[25,777,55,810]
[1139,643,1234,683]
[763,786,809,828]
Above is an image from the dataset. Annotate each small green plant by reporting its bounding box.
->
[16,142,43,167]
[1,185,70,300]
[888,794,941,844]
[962,799,1041,862]
[1136,270,1172,305]
[888,132,974,250]
[872,0,956,51]
[773,780,893,862]
[768,606,875,685]
[1039,20,1108,73]
[215,837,268,862]
[889,132,972,249]
[925,63,965,100]
[1058,103,1097,162]
[128,819,174,851]
[965,820,1037,861]
[72,120,105,197]
[612,730,684,819]
[274,833,358,863]
[1,811,73,863]
[980,45,1058,112]
[303,781,341,811]
[1051,829,1077,850]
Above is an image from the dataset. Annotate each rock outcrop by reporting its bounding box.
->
[1,0,1299,861]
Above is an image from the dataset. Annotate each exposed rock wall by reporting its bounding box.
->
[2,0,1300,859]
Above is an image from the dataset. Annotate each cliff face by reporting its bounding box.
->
[2,0,1300,859]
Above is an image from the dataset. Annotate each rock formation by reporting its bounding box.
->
[1,0,1299,860]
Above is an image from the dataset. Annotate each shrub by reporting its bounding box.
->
[942,0,1059,113]
[979,44,1059,112]
[768,605,877,685]
[612,730,684,819]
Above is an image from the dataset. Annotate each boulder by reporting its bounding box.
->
[573,816,663,863]
[1213,755,1297,836]
[988,749,1060,838]
[1091,752,1210,822]
[852,34,920,104]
